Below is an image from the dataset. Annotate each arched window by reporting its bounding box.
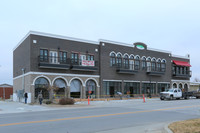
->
[70,79,82,98]
[146,57,151,71]
[53,78,66,98]
[142,57,146,70]
[179,83,183,89]
[184,84,188,92]
[35,77,49,99]
[123,55,129,69]
[86,80,96,98]
[161,59,166,72]
[135,56,140,70]
[116,54,122,67]
[110,53,116,66]
[157,59,161,71]
[173,83,177,88]
[129,55,134,70]
[151,58,156,71]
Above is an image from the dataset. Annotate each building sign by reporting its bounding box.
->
[136,44,145,50]
[82,60,95,66]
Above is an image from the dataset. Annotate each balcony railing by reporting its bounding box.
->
[116,64,139,74]
[146,66,165,76]
[38,56,98,71]
[38,56,70,69]
[70,59,98,71]
[172,70,192,78]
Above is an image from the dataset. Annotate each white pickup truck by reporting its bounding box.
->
[160,88,189,100]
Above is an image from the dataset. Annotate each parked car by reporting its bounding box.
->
[160,88,191,100]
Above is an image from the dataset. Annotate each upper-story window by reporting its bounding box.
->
[161,60,166,72]
[146,57,151,71]
[110,53,116,66]
[135,56,140,70]
[116,54,122,67]
[129,55,134,70]
[151,58,156,71]
[141,57,146,70]
[59,51,67,63]
[40,49,48,62]
[123,55,129,69]
[157,59,161,71]
[71,52,79,64]
[87,55,94,61]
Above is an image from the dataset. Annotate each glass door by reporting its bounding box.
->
[50,51,58,64]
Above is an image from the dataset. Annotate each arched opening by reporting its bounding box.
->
[116,54,122,67]
[161,59,166,72]
[141,57,146,70]
[86,80,96,98]
[129,55,134,70]
[70,79,82,98]
[157,59,161,71]
[135,56,140,70]
[123,55,129,69]
[173,83,177,88]
[53,78,66,99]
[146,57,151,71]
[184,84,188,92]
[151,58,156,71]
[179,83,183,89]
[35,77,49,99]
[110,53,116,66]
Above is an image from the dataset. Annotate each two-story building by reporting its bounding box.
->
[13,31,191,103]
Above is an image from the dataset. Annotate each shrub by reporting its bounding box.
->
[59,98,75,105]
[45,100,52,104]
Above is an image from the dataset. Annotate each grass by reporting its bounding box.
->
[169,119,200,133]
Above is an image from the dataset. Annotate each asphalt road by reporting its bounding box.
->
[0,99,200,133]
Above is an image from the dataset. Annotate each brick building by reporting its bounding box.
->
[13,31,191,103]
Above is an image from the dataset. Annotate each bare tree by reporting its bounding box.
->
[194,77,200,82]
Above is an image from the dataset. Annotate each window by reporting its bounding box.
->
[135,56,140,70]
[110,53,116,66]
[161,60,166,72]
[157,59,161,71]
[40,49,48,62]
[116,54,122,67]
[129,55,134,70]
[71,53,79,64]
[151,58,156,71]
[146,57,151,71]
[87,55,94,61]
[142,57,146,70]
[123,55,129,69]
[59,51,67,63]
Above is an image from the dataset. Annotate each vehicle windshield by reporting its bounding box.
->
[167,89,174,92]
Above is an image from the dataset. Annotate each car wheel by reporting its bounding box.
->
[170,95,173,100]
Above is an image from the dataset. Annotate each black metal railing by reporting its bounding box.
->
[39,56,71,64]
[172,70,192,78]
[116,63,140,71]
[146,66,166,72]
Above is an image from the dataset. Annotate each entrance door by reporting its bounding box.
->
[109,86,114,97]
[130,87,134,97]
[50,51,58,64]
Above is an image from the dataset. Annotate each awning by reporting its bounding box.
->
[173,60,191,67]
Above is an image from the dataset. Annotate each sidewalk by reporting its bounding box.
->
[0,98,158,114]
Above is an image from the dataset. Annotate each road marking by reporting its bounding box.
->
[0,105,200,127]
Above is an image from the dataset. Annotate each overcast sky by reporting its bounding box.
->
[1,0,200,85]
